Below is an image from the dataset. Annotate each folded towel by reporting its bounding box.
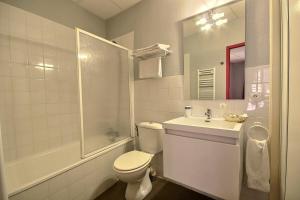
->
[133,43,170,55]
[246,138,270,192]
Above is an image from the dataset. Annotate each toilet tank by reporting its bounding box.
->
[137,122,164,154]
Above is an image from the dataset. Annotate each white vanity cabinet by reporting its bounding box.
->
[163,117,243,200]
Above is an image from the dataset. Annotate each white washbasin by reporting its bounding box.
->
[163,117,243,139]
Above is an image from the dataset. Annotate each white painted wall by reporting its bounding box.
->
[112,32,134,50]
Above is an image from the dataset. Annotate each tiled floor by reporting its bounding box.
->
[95,178,213,200]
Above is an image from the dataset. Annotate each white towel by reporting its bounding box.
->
[246,138,270,192]
[134,43,170,54]
[139,57,162,79]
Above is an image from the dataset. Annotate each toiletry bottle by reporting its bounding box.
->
[219,102,227,118]
[185,106,192,118]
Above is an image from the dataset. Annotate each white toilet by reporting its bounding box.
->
[113,122,164,200]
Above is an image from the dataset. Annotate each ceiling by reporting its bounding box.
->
[73,0,143,20]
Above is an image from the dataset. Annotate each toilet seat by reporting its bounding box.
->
[114,151,152,172]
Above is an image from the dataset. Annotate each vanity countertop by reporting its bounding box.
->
[163,116,243,139]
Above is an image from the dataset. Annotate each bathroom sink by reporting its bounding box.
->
[163,117,243,139]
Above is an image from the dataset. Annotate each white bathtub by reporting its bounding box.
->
[6,137,133,199]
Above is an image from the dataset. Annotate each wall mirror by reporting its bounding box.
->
[182,0,245,100]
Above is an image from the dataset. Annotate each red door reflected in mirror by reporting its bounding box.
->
[226,42,245,99]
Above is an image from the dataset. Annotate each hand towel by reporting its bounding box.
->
[246,138,270,192]
[139,57,162,79]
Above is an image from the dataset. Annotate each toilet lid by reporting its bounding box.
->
[114,151,151,171]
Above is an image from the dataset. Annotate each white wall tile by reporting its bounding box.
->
[9,7,27,39]
[10,39,28,64]
[12,78,30,91]
[28,43,43,66]
[11,63,29,78]
[134,73,269,131]
[46,92,60,104]
[0,36,11,62]
[29,65,45,79]
[42,19,57,46]
[169,87,183,100]
[0,45,10,62]
[45,68,59,80]
[13,104,31,119]
[16,145,34,158]
[0,77,12,92]
[30,79,45,92]
[26,13,42,43]
[0,3,10,35]
[33,138,49,153]
[13,91,31,105]
[30,91,46,104]
[31,104,46,117]
[0,61,11,76]
[0,3,81,161]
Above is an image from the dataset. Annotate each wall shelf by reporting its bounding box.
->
[133,44,171,60]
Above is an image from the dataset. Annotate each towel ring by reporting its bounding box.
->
[247,124,269,142]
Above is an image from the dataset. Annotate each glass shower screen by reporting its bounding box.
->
[76,29,132,157]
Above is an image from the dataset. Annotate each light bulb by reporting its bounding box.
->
[79,53,88,60]
[44,63,54,68]
[216,18,228,26]
[212,12,224,20]
[201,24,213,31]
[196,18,207,26]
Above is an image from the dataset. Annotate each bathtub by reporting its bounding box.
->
[6,137,133,200]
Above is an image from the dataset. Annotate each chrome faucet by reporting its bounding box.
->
[205,109,212,121]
